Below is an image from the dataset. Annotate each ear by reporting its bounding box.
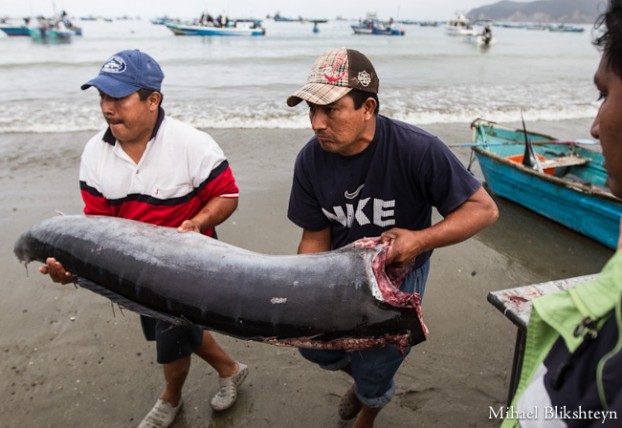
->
[148,92,161,110]
[363,97,377,118]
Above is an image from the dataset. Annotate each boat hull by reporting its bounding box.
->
[351,20,404,36]
[446,27,477,36]
[351,26,404,35]
[471,119,622,249]
[0,25,30,36]
[14,215,426,350]
[28,28,73,43]
[166,23,265,36]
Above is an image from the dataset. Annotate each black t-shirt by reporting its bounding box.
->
[288,115,481,268]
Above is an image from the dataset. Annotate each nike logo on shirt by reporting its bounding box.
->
[344,184,365,200]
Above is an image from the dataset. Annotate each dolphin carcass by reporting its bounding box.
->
[14,215,427,350]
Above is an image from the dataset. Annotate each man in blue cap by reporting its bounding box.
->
[40,49,249,428]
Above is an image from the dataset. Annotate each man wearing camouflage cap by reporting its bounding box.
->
[286,48,499,427]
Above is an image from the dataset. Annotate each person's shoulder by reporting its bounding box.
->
[296,136,322,158]
[161,116,219,147]
[382,115,439,143]
[85,128,107,144]
[82,128,110,155]
[163,116,212,138]
[379,116,443,154]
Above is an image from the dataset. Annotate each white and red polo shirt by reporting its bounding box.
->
[79,109,238,237]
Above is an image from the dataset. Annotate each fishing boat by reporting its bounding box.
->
[547,23,585,33]
[28,27,74,43]
[0,22,30,36]
[165,19,265,36]
[273,12,299,22]
[28,25,74,43]
[445,13,477,36]
[351,16,404,36]
[469,118,622,249]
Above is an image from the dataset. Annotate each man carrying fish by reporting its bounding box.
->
[39,50,248,428]
[286,48,499,427]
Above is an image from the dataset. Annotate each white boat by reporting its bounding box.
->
[166,20,266,36]
[445,13,477,36]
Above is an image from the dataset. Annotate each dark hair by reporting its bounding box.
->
[137,88,164,106]
[349,89,380,114]
[594,0,622,78]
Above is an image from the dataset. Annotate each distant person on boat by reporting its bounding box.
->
[482,24,492,45]
[199,11,216,26]
[216,14,228,28]
[39,49,249,428]
[499,1,622,426]
[285,48,499,427]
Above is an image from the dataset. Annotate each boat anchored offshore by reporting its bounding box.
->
[351,15,404,36]
[468,118,622,249]
[0,20,30,36]
[28,26,74,43]
[165,19,265,36]
[446,13,477,36]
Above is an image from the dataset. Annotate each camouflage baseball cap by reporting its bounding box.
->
[286,48,379,107]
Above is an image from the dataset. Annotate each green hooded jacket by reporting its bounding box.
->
[500,250,622,427]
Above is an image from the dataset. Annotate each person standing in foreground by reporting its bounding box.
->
[286,48,499,427]
[39,50,248,428]
[501,2,622,426]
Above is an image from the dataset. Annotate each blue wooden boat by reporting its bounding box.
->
[28,27,73,43]
[0,23,30,36]
[469,118,622,249]
[547,24,585,33]
[351,17,405,36]
[165,20,265,36]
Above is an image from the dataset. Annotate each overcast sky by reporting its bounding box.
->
[1,0,534,21]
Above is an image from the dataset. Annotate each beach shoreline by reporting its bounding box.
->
[0,120,613,428]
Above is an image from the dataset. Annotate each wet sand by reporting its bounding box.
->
[0,120,614,428]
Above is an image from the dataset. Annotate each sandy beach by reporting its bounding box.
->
[0,120,614,428]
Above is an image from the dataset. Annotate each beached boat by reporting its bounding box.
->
[165,20,265,36]
[445,13,477,36]
[469,118,622,249]
[351,17,404,36]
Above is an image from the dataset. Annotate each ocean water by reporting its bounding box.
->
[0,18,602,133]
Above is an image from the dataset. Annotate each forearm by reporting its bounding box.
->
[422,188,499,250]
[180,197,238,233]
[297,227,332,254]
[382,187,498,264]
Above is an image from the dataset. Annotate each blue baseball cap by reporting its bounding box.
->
[81,50,164,98]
